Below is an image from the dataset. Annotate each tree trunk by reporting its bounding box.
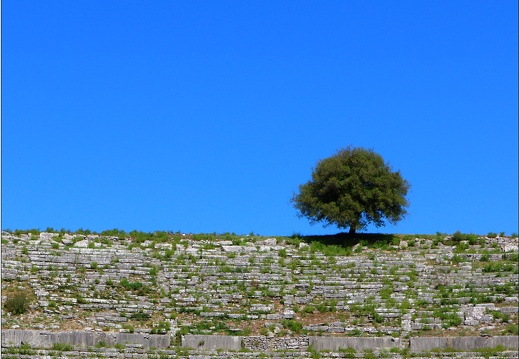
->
[349,226,356,235]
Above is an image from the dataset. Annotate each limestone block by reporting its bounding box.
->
[309,336,399,351]
[263,238,277,246]
[200,312,225,317]
[182,334,242,351]
[282,309,295,319]
[222,246,243,253]
[327,326,345,333]
[39,232,59,241]
[500,306,519,313]
[75,240,90,248]
[62,234,74,245]
[227,313,245,319]
[155,243,172,250]
[503,244,517,252]
[411,323,424,330]
[305,324,329,332]
[410,336,519,352]
[250,304,272,313]
[464,319,479,326]
[299,242,309,249]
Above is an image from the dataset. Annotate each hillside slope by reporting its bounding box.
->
[1,231,518,357]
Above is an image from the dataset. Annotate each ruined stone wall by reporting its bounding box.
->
[2,330,518,355]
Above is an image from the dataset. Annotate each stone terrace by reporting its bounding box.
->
[1,231,518,358]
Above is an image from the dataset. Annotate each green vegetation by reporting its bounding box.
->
[504,324,519,335]
[3,342,37,356]
[51,342,74,351]
[482,261,518,273]
[100,228,128,239]
[177,318,252,336]
[96,340,107,348]
[121,324,135,333]
[426,345,510,359]
[307,346,322,359]
[130,310,151,321]
[119,279,151,295]
[282,319,303,333]
[433,308,462,329]
[291,146,410,234]
[338,347,356,358]
[451,231,478,244]
[474,345,508,359]
[363,349,378,359]
[3,290,32,315]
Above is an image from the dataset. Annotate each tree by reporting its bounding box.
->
[292,146,410,234]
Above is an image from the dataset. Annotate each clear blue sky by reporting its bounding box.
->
[2,1,518,236]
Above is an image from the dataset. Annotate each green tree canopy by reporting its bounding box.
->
[292,146,410,234]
